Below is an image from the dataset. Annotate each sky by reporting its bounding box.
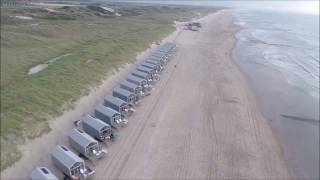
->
[112,0,320,14]
[232,1,319,14]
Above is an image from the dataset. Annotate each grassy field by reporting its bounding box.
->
[0,3,215,170]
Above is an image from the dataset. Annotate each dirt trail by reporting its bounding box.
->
[1,10,290,179]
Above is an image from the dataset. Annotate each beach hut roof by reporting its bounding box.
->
[132,70,149,78]
[31,167,58,180]
[114,86,135,97]
[162,42,175,48]
[69,128,97,148]
[158,44,175,51]
[127,75,146,82]
[141,64,156,70]
[160,44,174,49]
[83,115,110,131]
[142,62,156,67]
[51,145,83,169]
[137,65,153,73]
[153,50,167,54]
[151,52,166,57]
[145,59,161,64]
[163,42,175,45]
[96,103,119,117]
[148,56,162,60]
[121,80,139,89]
[150,54,165,60]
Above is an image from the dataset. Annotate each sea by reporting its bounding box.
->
[116,0,319,178]
[233,10,319,179]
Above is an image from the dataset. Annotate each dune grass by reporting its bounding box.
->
[0,4,215,170]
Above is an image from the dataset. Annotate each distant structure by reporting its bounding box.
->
[0,0,31,6]
[184,22,202,31]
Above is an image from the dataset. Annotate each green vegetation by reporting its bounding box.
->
[1,4,216,170]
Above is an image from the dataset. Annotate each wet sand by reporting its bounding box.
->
[1,10,291,179]
[233,45,319,179]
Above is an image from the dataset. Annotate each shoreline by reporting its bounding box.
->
[230,27,294,178]
[2,10,291,179]
[232,43,317,179]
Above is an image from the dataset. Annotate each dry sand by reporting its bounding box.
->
[1,10,291,179]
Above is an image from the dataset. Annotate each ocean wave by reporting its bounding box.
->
[235,10,319,98]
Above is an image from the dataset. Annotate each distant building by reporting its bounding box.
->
[1,0,31,6]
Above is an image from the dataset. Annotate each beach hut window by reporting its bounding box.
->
[129,95,134,103]
[41,168,49,174]
[120,105,126,112]
[77,129,84,133]
[61,146,68,151]
[135,87,141,94]
[101,127,111,139]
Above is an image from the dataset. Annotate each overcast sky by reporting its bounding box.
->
[112,0,319,14]
[232,1,319,14]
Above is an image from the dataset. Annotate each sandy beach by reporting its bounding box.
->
[1,10,291,179]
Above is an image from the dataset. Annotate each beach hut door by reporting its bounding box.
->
[71,162,83,177]
[101,127,111,140]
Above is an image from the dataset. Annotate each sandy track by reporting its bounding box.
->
[1,10,290,179]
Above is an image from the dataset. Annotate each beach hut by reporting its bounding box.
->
[160,42,176,51]
[113,86,137,105]
[131,70,153,83]
[137,65,156,76]
[152,51,169,58]
[136,66,159,81]
[150,52,167,62]
[145,59,165,68]
[82,115,112,142]
[141,62,160,73]
[95,103,127,127]
[68,128,106,161]
[157,49,173,58]
[148,55,167,65]
[153,49,174,61]
[51,145,95,180]
[161,43,175,50]
[120,80,144,99]
[158,42,176,55]
[30,167,58,180]
[144,59,162,66]
[144,61,163,73]
[126,75,151,93]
